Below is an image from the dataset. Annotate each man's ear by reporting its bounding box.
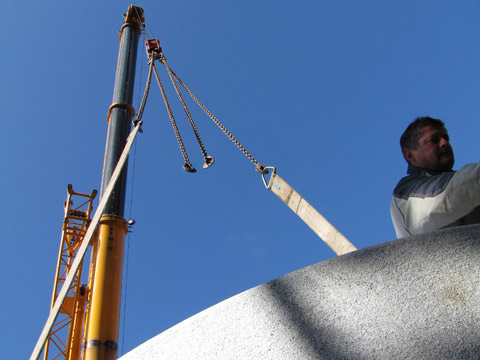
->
[403,148,415,164]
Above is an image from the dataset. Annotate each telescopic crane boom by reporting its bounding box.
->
[85,5,143,360]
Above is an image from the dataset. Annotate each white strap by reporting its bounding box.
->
[268,173,357,256]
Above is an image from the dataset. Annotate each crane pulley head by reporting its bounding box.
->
[146,39,162,61]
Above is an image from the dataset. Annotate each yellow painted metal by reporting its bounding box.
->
[43,185,96,360]
[82,233,99,360]
[106,102,135,123]
[84,215,127,360]
[68,285,87,360]
[32,122,143,360]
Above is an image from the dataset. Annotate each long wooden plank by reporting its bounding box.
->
[30,121,142,360]
[268,172,357,255]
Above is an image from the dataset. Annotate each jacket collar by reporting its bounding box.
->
[407,164,453,176]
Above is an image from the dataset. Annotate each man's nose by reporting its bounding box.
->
[439,136,449,147]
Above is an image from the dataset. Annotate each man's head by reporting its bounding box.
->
[400,116,454,172]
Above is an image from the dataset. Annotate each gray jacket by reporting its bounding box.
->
[391,162,480,238]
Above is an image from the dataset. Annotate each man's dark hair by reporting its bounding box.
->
[400,116,445,151]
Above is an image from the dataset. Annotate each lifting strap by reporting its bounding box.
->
[264,169,357,256]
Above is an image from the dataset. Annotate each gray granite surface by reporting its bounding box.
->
[119,225,480,359]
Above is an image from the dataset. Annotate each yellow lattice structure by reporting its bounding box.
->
[43,185,97,360]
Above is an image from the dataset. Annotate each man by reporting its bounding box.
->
[391,116,480,238]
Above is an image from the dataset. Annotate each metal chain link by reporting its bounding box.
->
[152,63,196,172]
[135,59,154,125]
[169,69,267,173]
[161,57,214,168]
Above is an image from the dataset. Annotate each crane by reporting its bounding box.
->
[32,4,356,360]
[32,5,144,360]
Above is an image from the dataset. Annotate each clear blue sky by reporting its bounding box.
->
[2,1,479,358]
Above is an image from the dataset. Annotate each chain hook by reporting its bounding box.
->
[203,155,215,169]
[183,162,197,173]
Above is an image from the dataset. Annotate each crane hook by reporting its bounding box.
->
[183,162,197,173]
[203,155,215,169]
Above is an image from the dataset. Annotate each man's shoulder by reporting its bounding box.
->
[393,170,455,200]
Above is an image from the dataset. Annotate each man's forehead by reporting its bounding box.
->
[419,125,448,137]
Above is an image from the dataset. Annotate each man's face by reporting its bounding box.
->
[403,125,454,172]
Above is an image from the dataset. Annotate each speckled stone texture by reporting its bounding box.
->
[119,225,480,360]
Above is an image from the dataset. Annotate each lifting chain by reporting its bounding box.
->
[169,69,268,174]
[133,58,154,129]
[152,62,196,172]
[145,37,268,175]
[161,56,214,169]
[135,35,357,256]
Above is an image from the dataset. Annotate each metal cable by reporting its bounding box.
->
[134,6,154,41]
[169,69,266,173]
[120,140,136,356]
[161,57,213,167]
[152,63,196,172]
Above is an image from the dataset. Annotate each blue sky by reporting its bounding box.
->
[2,1,479,358]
